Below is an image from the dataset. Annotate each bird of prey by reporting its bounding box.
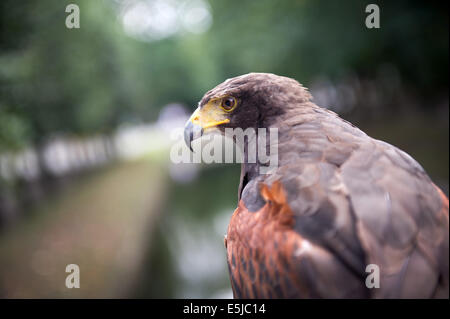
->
[184,73,449,298]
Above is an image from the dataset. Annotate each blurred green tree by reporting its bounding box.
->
[0,0,448,151]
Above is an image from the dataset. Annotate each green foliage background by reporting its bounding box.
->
[1,0,448,149]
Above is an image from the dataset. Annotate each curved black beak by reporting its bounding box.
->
[184,120,203,152]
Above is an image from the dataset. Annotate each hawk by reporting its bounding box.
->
[184,73,449,298]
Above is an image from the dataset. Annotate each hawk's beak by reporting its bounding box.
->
[184,120,203,152]
[184,105,230,152]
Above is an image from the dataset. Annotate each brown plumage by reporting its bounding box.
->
[185,73,449,298]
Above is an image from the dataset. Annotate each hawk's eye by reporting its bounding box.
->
[221,96,237,111]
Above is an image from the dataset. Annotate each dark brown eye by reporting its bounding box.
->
[221,96,237,111]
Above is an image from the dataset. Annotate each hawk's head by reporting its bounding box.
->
[184,73,311,150]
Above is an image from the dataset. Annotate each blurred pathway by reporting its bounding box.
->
[0,159,167,298]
